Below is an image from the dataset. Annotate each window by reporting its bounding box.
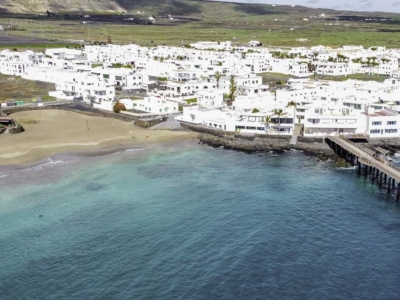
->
[385,129,398,133]
[246,126,256,130]
[372,121,382,126]
[370,129,380,134]
[387,121,397,125]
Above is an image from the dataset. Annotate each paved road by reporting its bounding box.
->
[150,114,184,130]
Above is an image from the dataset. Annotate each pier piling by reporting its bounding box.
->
[397,183,400,201]
[327,136,400,200]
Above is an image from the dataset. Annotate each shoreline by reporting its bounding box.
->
[0,110,197,167]
[196,133,338,160]
[0,139,198,173]
[0,133,197,167]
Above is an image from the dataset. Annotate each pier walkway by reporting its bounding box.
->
[326,136,400,198]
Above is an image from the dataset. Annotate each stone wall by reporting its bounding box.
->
[135,116,168,128]
[180,122,234,137]
[297,136,325,143]
[3,105,168,128]
[180,122,292,141]
[255,133,291,140]
[0,127,6,135]
[4,106,137,122]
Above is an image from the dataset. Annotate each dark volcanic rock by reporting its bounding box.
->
[198,133,337,160]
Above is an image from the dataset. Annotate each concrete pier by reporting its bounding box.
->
[326,136,400,199]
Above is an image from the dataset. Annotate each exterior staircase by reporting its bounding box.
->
[290,123,304,145]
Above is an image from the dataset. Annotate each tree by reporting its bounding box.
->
[273,109,285,135]
[307,63,316,72]
[366,57,372,67]
[229,75,237,100]
[214,71,222,88]
[263,115,272,134]
[252,108,259,113]
[337,54,348,62]
[287,101,297,126]
[113,102,126,113]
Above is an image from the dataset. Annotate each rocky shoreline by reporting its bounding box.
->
[197,133,338,161]
[180,124,400,163]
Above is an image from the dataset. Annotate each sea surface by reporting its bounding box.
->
[1,141,400,300]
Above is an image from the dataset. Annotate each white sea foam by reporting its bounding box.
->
[25,157,79,172]
[125,148,147,153]
[337,166,356,170]
[0,173,9,178]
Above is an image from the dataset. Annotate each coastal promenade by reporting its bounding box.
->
[326,136,400,198]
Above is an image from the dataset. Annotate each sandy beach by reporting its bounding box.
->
[0,110,196,165]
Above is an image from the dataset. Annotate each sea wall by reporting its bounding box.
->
[4,106,167,128]
[181,123,335,159]
[135,116,168,128]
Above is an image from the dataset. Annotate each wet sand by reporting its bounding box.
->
[0,110,196,166]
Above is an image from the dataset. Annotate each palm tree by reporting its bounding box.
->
[366,57,372,67]
[214,71,222,88]
[287,101,297,126]
[229,75,237,101]
[263,115,272,134]
[273,109,285,135]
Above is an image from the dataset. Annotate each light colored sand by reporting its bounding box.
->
[0,110,196,165]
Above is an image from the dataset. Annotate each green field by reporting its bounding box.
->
[0,74,55,103]
[1,2,400,49]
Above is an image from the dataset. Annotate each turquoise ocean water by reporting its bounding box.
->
[1,141,400,299]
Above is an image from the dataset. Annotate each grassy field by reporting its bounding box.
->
[0,74,55,103]
[0,2,400,49]
[314,74,390,82]
[257,72,391,86]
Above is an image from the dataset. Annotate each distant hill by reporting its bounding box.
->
[0,0,397,20]
[0,0,198,14]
